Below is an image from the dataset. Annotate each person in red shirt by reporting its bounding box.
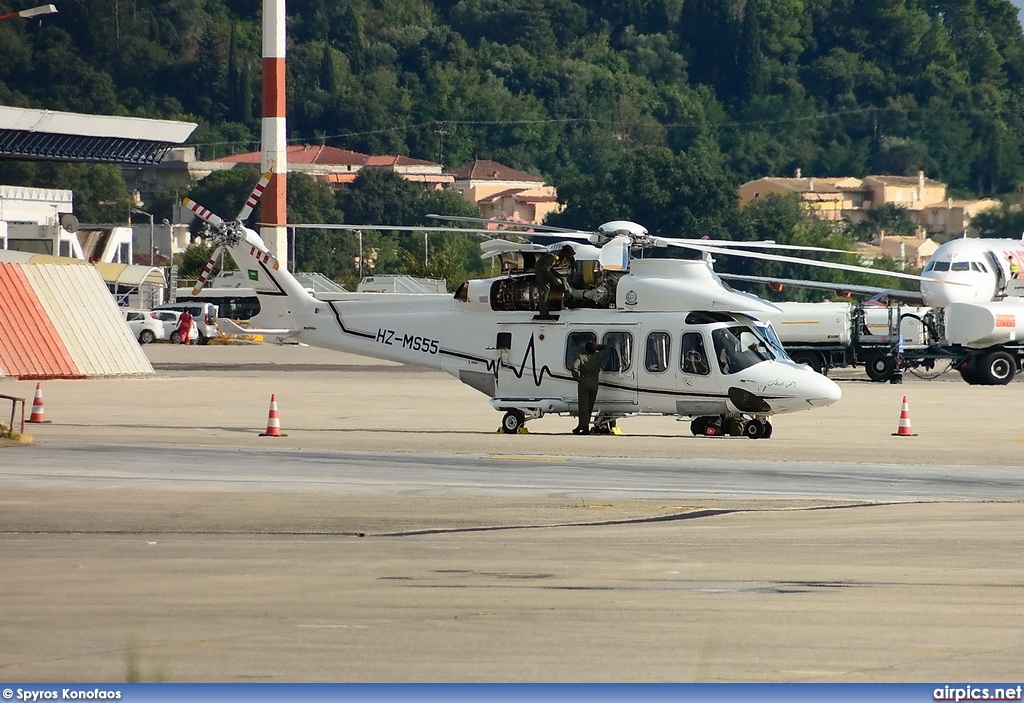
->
[177,309,194,345]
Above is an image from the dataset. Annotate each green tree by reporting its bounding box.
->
[857,203,918,242]
[176,239,219,282]
[972,205,1024,240]
[182,167,264,230]
[549,141,741,239]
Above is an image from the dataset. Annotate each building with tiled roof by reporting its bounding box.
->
[214,144,369,168]
[211,145,453,190]
[451,159,560,224]
[739,170,999,239]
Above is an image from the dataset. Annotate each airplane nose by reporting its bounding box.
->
[921,278,978,306]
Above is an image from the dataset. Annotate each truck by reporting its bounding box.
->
[759,302,928,381]
[761,300,1024,385]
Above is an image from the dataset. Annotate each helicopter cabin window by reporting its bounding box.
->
[564,331,597,369]
[712,326,772,375]
[601,331,632,372]
[680,332,710,375]
[645,332,671,373]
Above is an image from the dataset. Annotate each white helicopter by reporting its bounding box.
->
[181,177,941,438]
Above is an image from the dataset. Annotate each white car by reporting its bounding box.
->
[152,310,199,344]
[152,302,219,345]
[121,309,166,345]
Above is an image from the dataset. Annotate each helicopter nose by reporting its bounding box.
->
[805,373,842,408]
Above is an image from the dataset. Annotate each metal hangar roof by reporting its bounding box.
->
[0,106,197,165]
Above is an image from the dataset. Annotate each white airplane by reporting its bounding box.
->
[918,236,1024,306]
[182,182,863,439]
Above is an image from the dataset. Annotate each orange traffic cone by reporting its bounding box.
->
[27,382,51,424]
[891,395,917,437]
[259,394,287,437]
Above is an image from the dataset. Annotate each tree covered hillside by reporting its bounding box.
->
[2,0,1024,289]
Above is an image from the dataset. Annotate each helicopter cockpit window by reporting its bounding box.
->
[565,331,597,369]
[755,323,788,361]
[645,332,671,373]
[712,326,772,375]
[601,331,632,372]
[680,332,710,375]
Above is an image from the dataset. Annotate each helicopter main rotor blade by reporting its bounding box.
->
[659,238,850,254]
[268,223,503,237]
[427,213,589,235]
[677,241,966,285]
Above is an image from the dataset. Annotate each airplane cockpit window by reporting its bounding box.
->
[564,331,597,369]
[930,261,950,272]
[951,261,971,272]
[680,332,710,375]
[601,331,633,372]
[972,261,988,273]
[645,332,671,373]
[712,326,771,375]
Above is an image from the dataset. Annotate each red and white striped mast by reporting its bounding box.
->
[261,0,288,263]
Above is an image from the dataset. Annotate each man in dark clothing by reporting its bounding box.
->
[534,245,575,318]
[570,340,612,434]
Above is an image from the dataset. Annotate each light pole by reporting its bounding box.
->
[0,4,57,21]
[130,207,154,266]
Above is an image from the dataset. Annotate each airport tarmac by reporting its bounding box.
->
[1,343,1024,682]
[3,342,1024,465]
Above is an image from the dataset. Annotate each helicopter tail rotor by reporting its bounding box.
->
[236,172,274,222]
[191,251,222,295]
[182,197,224,226]
[181,172,280,295]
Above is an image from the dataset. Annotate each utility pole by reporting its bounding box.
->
[435,125,449,165]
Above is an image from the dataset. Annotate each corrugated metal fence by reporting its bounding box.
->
[0,263,153,379]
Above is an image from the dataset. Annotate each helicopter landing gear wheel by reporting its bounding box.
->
[501,410,526,434]
[743,419,771,439]
[691,416,725,436]
[592,420,617,435]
